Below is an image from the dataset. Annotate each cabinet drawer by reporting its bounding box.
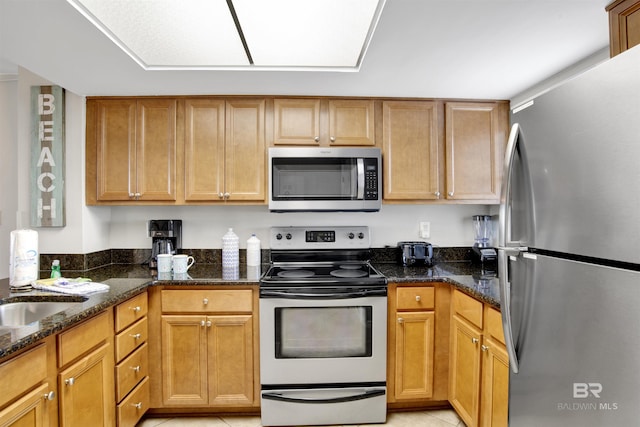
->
[484,306,505,345]
[58,310,111,367]
[115,292,148,332]
[396,286,435,310]
[115,317,148,362]
[0,344,47,408]
[116,343,149,402]
[161,289,253,313]
[117,376,149,427]
[452,290,483,329]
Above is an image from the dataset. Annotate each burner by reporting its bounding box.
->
[339,264,362,270]
[277,270,315,278]
[330,269,368,278]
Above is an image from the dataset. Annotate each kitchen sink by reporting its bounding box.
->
[0,301,83,327]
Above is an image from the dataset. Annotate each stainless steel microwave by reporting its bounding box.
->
[268,147,382,212]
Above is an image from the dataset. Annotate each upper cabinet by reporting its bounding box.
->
[382,101,441,201]
[444,102,508,203]
[86,98,178,204]
[382,100,508,204]
[607,0,640,56]
[273,98,375,146]
[184,98,266,203]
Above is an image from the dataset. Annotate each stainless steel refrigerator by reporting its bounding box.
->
[499,45,640,426]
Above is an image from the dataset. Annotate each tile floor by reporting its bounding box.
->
[136,409,465,427]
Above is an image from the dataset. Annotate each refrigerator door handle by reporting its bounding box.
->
[498,248,521,374]
[499,123,527,249]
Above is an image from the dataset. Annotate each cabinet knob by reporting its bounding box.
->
[131,402,143,409]
[203,298,209,305]
[471,337,479,344]
[224,192,230,199]
[130,333,142,340]
[206,320,212,327]
[330,136,336,142]
[448,191,454,197]
[43,391,55,401]
[130,365,141,372]
[434,191,440,198]
[129,193,135,198]
[130,306,141,312]
[314,136,320,142]
[397,317,404,324]
[415,295,421,302]
[481,344,489,352]
[201,320,206,327]
[65,378,75,386]
[218,192,224,199]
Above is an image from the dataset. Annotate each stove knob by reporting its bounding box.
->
[358,232,365,239]
[348,232,355,239]
[285,233,292,240]
[276,233,283,240]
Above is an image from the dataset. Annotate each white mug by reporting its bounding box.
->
[157,254,173,273]
[173,254,195,274]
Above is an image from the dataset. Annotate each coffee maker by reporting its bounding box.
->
[148,220,182,268]
[471,215,497,269]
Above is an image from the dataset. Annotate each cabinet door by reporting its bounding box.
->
[481,337,509,427]
[94,99,137,201]
[136,99,177,201]
[184,98,225,201]
[58,343,114,427]
[445,102,505,202]
[273,99,321,145]
[161,315,208,406]
[394,311,435,400]
[0,383,50,427]
[328,99,375,146]
[607,0,640,56]
[207,315,254,406]
[382,101,440,200]
[449,315,482,427]
[224,99,266,201]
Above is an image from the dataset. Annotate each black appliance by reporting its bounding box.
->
[396,241,433,266]
[148,219,182,268]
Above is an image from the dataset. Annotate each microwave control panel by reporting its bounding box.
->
[364,158,379,200]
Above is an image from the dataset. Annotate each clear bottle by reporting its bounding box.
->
[50,259,62,278]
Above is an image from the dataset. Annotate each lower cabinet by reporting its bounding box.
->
[157,288,257,408]
[0,383,51,427]
[448,290,508,427]
[57,311,115,427]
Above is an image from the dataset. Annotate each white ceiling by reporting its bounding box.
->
[0,0,611,100]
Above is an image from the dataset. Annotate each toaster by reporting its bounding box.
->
[397,241,434,266]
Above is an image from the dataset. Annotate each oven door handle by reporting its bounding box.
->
[260,288,387,299]
[262,388,385,404]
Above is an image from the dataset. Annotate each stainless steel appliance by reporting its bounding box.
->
[148,219,181,269]
[268,147,381,212]
[259,226,387,426]
[499,46,640,426]
[397,241,433,266]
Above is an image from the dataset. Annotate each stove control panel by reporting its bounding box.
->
[271,226,370,250]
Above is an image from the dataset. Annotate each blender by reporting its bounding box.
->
[471,215,497,269]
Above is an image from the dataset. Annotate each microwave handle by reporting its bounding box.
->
[357,158,365,200]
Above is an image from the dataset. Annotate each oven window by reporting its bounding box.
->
[272,158,357,200]
[275,306,372,358]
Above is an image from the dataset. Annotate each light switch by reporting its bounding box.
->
[419,221,430,239]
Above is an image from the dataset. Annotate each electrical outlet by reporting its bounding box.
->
[419,221,430,239]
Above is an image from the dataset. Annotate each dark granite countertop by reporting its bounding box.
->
[0,260,499,360]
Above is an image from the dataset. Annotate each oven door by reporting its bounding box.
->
[259,286,387,386]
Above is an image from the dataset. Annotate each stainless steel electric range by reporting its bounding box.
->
[259,226,388,427]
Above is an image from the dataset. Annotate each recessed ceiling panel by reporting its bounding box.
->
[234,0,383,69]
[67,0,250,68]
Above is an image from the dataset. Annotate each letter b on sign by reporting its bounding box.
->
[573,383,602,398]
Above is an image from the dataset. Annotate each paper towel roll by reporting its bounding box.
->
[10,229,39,288]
